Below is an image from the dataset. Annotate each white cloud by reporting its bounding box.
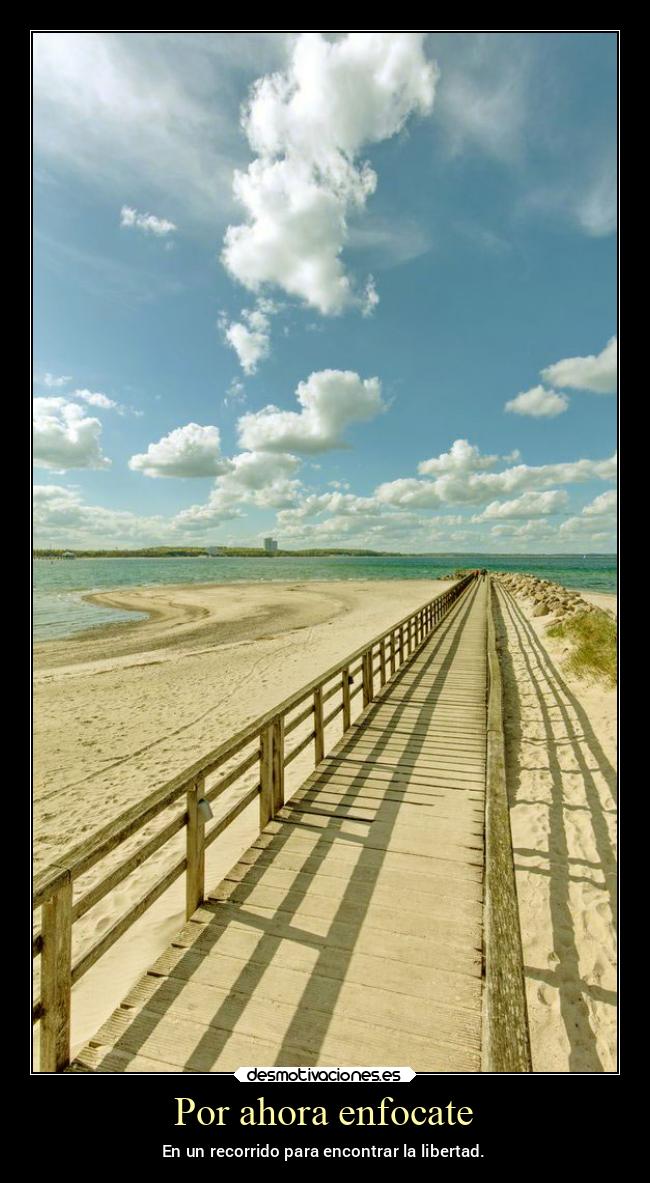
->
[581,489,617,517]
[219,299,275,374]
[418,438,499,476]
[224,378,246,407]
[237,369,386,454]
[42,372,72,388]
[362,275,379,317]
[277,491,382,527]
[33,398,111,471]
[174,449,302,529]
[120,205,176,237]
[541,336,617,394]
[129,423,229,478]
[471,489,568,521]
[505,385,569,418]
[33,484,168,546]
[377,440,617,508]
[71,388,118,410]
[222,32,436,314]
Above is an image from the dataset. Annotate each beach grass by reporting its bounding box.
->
[548,609,617,686]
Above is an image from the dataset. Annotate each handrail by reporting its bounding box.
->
[482,575,532,1072]
[33,570,479,1071]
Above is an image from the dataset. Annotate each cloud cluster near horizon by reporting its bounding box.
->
[34,430,617,551]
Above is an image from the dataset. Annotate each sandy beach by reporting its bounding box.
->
[494,583,617,1071]
[34,578,452,1055]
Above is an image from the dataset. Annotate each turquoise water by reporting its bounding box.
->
[33,553,617,641]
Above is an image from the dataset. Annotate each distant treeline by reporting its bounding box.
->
[33,546,402,559]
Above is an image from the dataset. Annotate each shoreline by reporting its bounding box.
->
[34,572,618,648]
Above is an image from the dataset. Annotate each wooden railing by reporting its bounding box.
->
[33,571,479,1072]
[482,575,532,1072]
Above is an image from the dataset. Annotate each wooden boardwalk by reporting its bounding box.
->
[72,577,487,1078]
[72,578,488,1072]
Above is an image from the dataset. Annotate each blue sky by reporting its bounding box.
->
[33,32,617,552]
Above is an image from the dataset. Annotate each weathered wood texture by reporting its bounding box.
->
[72,577,493,1073]
[482,577,532,1073]
[40,875,72,1073]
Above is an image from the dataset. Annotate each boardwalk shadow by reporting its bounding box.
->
[493,586,616,1073]
[99,582,485,1072]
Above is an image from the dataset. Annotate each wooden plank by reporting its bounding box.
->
[292,775,485,806]
[226,850,484,899]
[244,831,484,885]
[123,968,482,1050]
[213,867,483,924]
[482,578,532,1073]
[185,901,483,976]
[153,940,482,1011]
[89,1004,480,1073]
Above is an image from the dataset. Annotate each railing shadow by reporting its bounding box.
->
[102,581,485,1071]
[493,585,616,1073]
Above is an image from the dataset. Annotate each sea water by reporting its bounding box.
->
[33,553,617,642]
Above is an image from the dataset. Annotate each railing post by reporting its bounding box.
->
[390,631,396,676]
[40,875,72,1073]
[186,776,206,919]
[314,686,324,764]
[362,649,373,707]
[407,619,413,656]
[342,666,351,731]
[261,719,284,827]
[379,638,387,688]
[272,716,285,814]
[400,625,406,665]
[260,723,274,829]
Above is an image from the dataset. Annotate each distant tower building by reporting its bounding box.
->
[264,537,279,554]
